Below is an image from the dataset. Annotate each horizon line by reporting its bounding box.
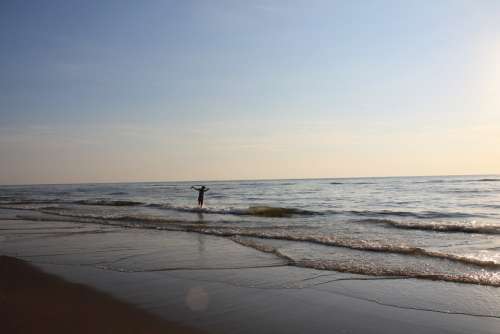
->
[1,173,499,187]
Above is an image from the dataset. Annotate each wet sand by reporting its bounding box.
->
[0,255,201,334]
[1,211,500,334]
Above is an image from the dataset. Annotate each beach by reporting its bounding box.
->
[1,177,500,286]
[1,206,500,333]
[0,255,201,334]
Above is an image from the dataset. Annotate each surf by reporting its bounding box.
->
[359,219,500,235]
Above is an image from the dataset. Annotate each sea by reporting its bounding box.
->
[1,175,500,286]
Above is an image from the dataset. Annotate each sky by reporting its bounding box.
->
[1,0,500,184]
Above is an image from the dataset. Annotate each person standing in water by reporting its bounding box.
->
[191,185,209,208]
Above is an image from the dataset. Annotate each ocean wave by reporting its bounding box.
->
[4,198,478,221]
[75,188,92,192]
[4,200,318,218]
[347,210,475,219]
[208,194,227,199]
[359,219,500,235]
[27,209,500,262]
[190,228,500,269]
[481,204,500,209]
[73,200,143,206]
[245,206,317,217]
[148,204,318,218]
[8,208,500,286]
[295,261,500,286]
[230,237,500,287]
[0,196,18,202]
[416,178,500,184]
[18,208,500,271]
[148,204,470,219]
[36,207,158,221]
[147,203,232,214]
[0,198,143,207]
[415,180,446,184]
[0,199,61,205]
[442,189,489,194]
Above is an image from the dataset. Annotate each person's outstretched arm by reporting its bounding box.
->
[191,186,200,191]
[205,188,210,192]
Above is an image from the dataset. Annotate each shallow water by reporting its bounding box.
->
[1,175,500,286]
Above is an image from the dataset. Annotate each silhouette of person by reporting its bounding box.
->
[191,186,209,208]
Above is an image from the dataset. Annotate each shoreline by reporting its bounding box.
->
[0,255,202,334]
[1,215,500,333]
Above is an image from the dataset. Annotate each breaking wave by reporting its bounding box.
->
[23,207,500,270]
[4,205,500,287]
[196,229,500,269]
[0,198,482,221]
[148,204,317,218]
[346,210,476,219]
[360,219,500,235]
[245,206,317,217]
[230,237,500,287]
[148,204,476,220]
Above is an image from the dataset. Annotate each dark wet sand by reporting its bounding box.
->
[0,255,202,334]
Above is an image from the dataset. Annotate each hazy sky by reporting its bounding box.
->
[1,0,499,184]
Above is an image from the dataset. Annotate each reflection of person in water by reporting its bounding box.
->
[191,186,209,208]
